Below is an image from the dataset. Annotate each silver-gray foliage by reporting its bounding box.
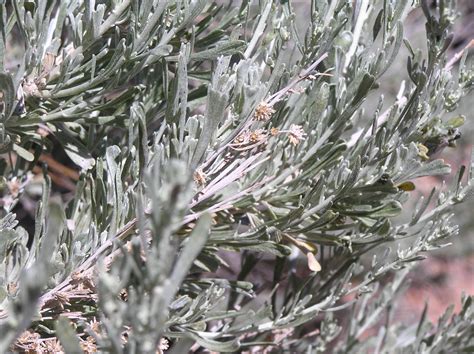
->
[0,0,473,352]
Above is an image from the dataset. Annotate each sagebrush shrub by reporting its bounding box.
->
[0,0,473,352]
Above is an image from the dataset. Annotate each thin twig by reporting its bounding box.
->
[444,39,474,71]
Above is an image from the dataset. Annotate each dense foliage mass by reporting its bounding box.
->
[0,0,473,352]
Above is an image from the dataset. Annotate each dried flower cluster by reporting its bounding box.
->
[253,102,276,121]
[287,124,307,146]
[193,169,208,186]
[230,129,269,152]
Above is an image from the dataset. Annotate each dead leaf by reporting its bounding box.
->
[307,252,321,273]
